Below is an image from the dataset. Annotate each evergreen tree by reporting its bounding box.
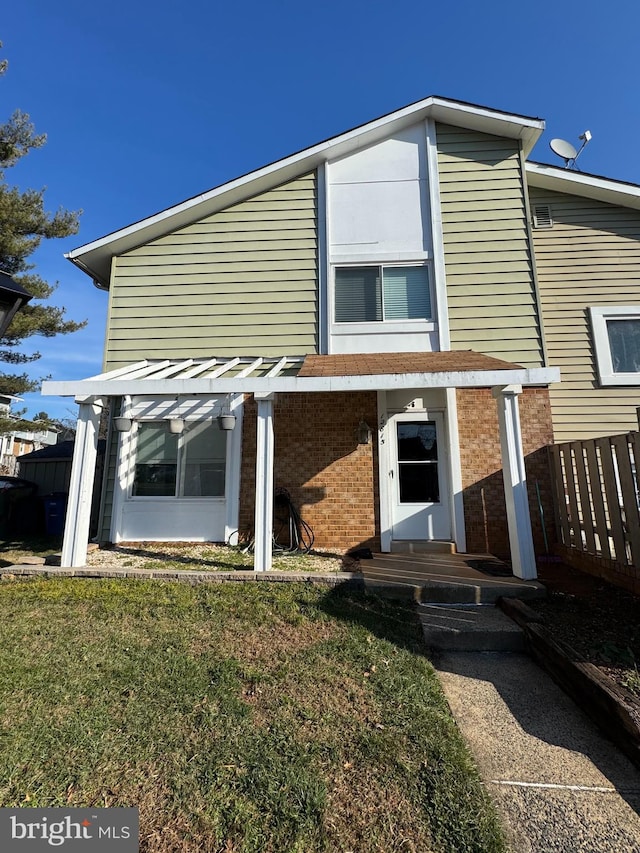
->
[0,43,84,433]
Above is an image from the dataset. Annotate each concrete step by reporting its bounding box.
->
[418,603,525,652]
[421,578,546,605]
[390,540,456,554]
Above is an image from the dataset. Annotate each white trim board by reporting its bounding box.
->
[590,305,640,386]
[526,162,640,211]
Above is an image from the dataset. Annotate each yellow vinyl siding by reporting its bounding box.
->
[530,186,640,441]
[104,173,317,369]
[436,124,543,367]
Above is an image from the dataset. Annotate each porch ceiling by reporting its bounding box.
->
[42,351,560,399]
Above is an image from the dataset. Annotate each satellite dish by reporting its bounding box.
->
[550,138,578,164]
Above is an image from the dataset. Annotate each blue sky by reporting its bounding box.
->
[3,0,640,420]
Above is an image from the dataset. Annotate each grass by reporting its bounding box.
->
[0,577,505,853]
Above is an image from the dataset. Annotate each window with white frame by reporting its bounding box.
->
[334,264,431,323]
[132,421,226,497]
[590,306,640,385]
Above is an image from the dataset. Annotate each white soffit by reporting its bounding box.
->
[526,162,640,211]
[67,97,544,287]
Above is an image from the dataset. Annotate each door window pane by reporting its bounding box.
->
[397,421,439,503]
[133,424,178,496]
[397,422,438,461]
[399,463,440,503]
[182,421,226,496]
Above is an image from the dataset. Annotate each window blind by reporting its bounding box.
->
[383,266,430,320]
[334,267,382,322]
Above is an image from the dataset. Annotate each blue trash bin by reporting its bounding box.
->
[42,493,68,536]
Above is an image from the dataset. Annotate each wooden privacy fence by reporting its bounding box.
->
[550,432,640,571]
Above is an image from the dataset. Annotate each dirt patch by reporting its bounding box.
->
[215,619,342,665]
[533,561,640,718]
[324,771,433,853]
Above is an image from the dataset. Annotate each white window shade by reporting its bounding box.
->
[383,266,430,320]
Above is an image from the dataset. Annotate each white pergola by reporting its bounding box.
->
[43,354,560,580]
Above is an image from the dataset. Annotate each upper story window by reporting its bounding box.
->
[334,264,431,323]
[590,306,640,385]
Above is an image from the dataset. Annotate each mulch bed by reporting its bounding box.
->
[531,560,640,721]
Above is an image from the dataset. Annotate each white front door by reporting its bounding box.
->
[390,412,451,541]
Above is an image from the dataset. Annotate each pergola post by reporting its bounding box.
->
[61,398,102,568]
[253,392,275,572]
[492,384,537,580]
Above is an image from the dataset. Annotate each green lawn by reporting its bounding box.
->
[0,578,505,853]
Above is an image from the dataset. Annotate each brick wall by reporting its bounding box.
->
[239,387,554,560]
[239,392,380,552]
[456,387,555,559]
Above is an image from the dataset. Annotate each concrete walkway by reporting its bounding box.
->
[435,651,640,852]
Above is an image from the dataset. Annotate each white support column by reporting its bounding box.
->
[224,393,245,547]
[61,399,102,568]
[445,388,466,554]
[492,385,537,580]
[253,393,275,572]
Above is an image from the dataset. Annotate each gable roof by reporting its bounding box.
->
[67,96,545,287]
[526,162,640,210]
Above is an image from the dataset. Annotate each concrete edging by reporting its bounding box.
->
[500,597,640,770]
[0,564,365,588]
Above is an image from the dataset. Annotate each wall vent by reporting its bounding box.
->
[533,204,553,229]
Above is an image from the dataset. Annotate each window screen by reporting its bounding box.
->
[182,422,226,496]
[133,424,178,497]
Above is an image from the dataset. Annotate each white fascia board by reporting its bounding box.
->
[68,97,545,286]
[428,99,543,156]
[43,366,559,398]
[526,162,640,211]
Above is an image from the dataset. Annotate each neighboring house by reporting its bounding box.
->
[43,96,640,577]
[0,395,57,475]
